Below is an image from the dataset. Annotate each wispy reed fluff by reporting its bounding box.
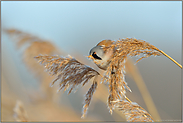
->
[114,100,154,122]
[5,29,62,97]
[99,38,162,114]
[4,29,61,76]
[34,55,99,118]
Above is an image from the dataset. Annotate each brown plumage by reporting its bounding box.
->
[97,39,114,47]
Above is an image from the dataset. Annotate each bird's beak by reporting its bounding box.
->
[87,55,93,59]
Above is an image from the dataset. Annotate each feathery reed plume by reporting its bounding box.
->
[34,55,100,117]
[114,100,154,122]
[5,29,41,48]
[23,41,60,79]
[13,100,28,122]
[82,81,97,118]
[96,38,162,114]
[91,38,181,115]
[5,29,63,99]
[5,29,61,76]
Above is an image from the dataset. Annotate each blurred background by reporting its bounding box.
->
[1,1,182,122]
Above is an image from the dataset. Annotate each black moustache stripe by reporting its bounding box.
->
[92,52,102,60]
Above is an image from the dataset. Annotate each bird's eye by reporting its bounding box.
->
[92,52,102,60]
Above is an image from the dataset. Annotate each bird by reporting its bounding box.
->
[88,40,115,70]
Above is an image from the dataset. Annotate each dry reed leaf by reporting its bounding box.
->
[13,100,28,122]
[34,55,100,117]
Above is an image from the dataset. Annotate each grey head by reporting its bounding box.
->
[89,45,104,60]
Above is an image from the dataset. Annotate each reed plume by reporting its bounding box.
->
[5,29,63,98]
[88,38,181,116]
[93,38,162,114]
[5,29,61,75]
[34,55,100,117]
[114,100,154,122]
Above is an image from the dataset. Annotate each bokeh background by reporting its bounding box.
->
[1,1,182,122]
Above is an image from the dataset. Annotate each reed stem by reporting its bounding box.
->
[158,50,182,69]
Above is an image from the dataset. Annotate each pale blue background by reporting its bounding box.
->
[1,1,182,121]
[2,1,182,55]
